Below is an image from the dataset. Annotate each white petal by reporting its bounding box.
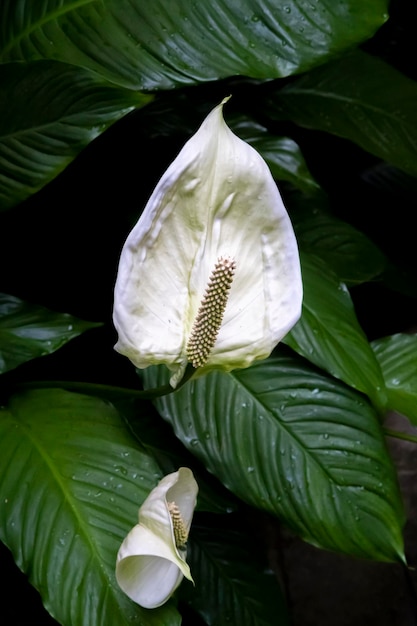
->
[140,468,198,541]
[115,469,197,608]
[165,467,198,529]
[116,524,185,608]
[113,99,302,381]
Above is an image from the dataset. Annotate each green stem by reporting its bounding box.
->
[12,364,196,400]
[384,427,417,445]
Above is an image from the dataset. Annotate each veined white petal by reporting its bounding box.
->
[113,99,302,385]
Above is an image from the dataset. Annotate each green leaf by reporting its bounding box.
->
[266,50,417,177]
[0,61,151,211]
[292,203,387,284]
[230,117,320,194]
[145,357,405,562]
[0,293,102,374]
[0,389,180,626]
[372,333,417,424]
[0,1,389,90]
[183,516,289,626]
[122,403,239,515]
[285,252,386,409]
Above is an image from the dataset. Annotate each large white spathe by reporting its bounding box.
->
[116,468,198,609]
[113,98,302,387]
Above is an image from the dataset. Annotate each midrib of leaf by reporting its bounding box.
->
[14,414,116,601]
[0,113,110,143]
[239,368,390,497]
[229,370,347,487]
[282,87,414,128]
[0,102,142,153]
[0,77,136,143]
[1,120,91,144]
[0,0,97,58]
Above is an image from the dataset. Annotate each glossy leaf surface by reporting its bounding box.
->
[372,333,417,424]
[123,405,238,515]
[292,205,387,284]
[0,61,150,211]
[145,357,405,563]
[0,293,101,373]
[267,50,417,177]
[285,253,386,408]
[0,389,180,626]
[0,1,389,90]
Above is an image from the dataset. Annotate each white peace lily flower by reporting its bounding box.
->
[116,467,198,609]
[113,97,302,387]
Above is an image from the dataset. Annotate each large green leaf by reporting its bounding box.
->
[0,389,180,626]
[291,204,387,284]
[0,61,150,211]
[182,517,289,626]
[122,403,239,515]
[0,1,389,90]
[285,252,386,409]
[0,293,101,373]
[266,50,417,177]
[372,333,417,424]
[144,357,405,563]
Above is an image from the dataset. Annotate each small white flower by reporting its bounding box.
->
[113,97,302,387]
[116,467,198,609]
